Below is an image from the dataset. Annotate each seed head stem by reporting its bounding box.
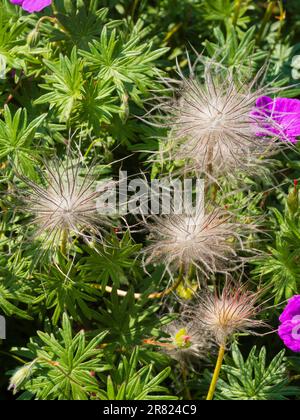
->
[232,0,243,26]
[60,229,68,256]
[206,344,226,401]
[182,363,192,400]
[148,264,185,299]
[257,1,276,45]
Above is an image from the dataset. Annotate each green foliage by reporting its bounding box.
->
[81,21,168,112]
[1,0,300,402]
[0,2,29,71]
[98,347,177,400]
[203,26,266,74]
[252,208,300,303]
[95,289,171,349]
[0,262,32,320]
[214,343,298,400]
[79,231,142,288]
[51,4,110,51]
[0,105,46,176]
[12,313,110,400]
[202,0,253,29]
[35,48,85,121]
[33,257,103,325]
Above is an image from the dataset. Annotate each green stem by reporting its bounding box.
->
[257,1,276,45]
[0,351,27,364]
[275,0,286,42]
[84,139,98,158]
[131,0,140,19]
[206,345,226,401]
[182,363,192,400]
[148,264,184,299]
[60,229,68,256]
[232,0,243,26]
[51,1,58,15]
[36,16,58,31]
[187,264,195,282]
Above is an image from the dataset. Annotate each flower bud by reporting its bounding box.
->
[174,328,192,349]
[8,360,36,395]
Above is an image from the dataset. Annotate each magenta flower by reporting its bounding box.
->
[10,0,52,13]
[254,96,300,143]
[278,295,300,352]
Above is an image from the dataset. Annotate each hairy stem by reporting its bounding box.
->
[206,345,226,401]
[51,1,58,14]
[60,229,68,256]
[232,0,243,26]
[205,143,214,195]
[182,363,192,400]
[36,16,58,31]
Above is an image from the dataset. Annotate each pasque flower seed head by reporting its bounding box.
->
[18,155,116,255]
[143,203,252,279]
[190,281,265,346]
[149,59,285,179]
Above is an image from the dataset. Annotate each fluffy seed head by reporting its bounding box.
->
[150,60,284,179]
[144,205,250,279]
[18,156,115,254]
[191,281,265,346]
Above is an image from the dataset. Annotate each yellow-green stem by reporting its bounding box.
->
[84,139,98,158]
[148,265,184,299]
[36,16,58,31]
[187,264,195,283]
[131,0,140,18]
[182,364,192,400]
[51,1,58,14]
[206,345,226,401]
[257,1,276,45]
[232,0,243,26]
[60,229,68,256]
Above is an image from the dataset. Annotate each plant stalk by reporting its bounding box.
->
[182,363,192,400]
[60,229,68,256]
[232,0,243,26]
[206,344,226,401]
[257,1,276,45]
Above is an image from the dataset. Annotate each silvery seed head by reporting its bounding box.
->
[143,203,252,279]
[149,59,284,179]
[17,155,116,256]
[190,281,265,346]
